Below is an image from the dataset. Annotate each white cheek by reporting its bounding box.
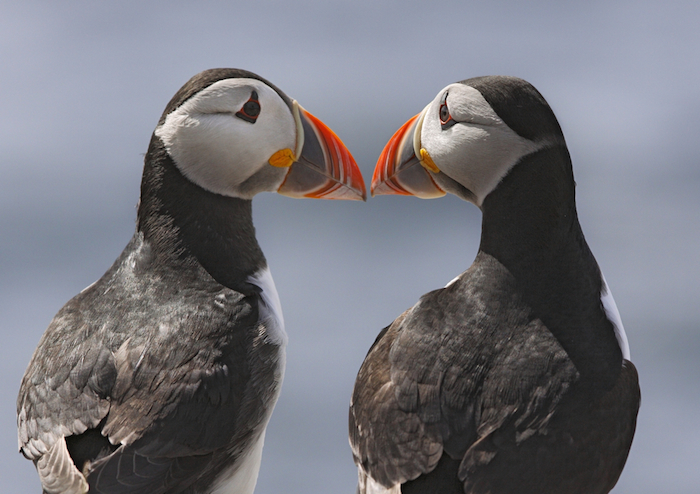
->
[155,81,296,198]
[422,109,539,205]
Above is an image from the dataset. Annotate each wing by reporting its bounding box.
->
[18,249,281,493]
[349,257,579,492]
[349,312,444,490]
[18,300,117,484]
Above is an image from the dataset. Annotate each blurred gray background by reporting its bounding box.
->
[2,1,699,492]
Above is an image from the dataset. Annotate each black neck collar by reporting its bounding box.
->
[136,134,266,290]
[480,146,622,389]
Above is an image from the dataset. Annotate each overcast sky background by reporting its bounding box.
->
[2,1,699,492]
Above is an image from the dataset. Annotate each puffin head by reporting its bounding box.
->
[372,76,565,206]
[154,68,366,201]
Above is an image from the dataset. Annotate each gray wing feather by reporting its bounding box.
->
[18,310,115,461]
[350,260,578,490]
[18,252,273,493]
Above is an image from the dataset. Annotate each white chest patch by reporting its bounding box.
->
[209,431,267,494]
[247,265,287,347]
[357,468,401,494]
[600,273,630,360]
[205,267,287,494]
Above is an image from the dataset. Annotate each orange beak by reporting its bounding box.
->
[371,113,444,199]
[277,104,366,201]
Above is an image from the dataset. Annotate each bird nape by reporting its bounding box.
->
[350,75,640,494]
[17,68,365,494]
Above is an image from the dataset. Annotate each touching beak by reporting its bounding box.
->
[276,102,366,201]
[371,110,445,198]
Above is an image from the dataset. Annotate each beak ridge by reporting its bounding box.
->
[371,113,445,199]
[277,104,366,201]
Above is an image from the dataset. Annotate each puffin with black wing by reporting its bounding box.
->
[349,76,639,494]
[18,68,365,494]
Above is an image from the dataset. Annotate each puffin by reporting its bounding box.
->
[17,68,366,494]
[349,76,639,494]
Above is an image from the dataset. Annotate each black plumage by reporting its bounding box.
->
[18,68,364,494]
[350,76,640,494]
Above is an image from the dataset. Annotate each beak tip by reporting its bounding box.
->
[355,186,368,202]
[282,108,367,201]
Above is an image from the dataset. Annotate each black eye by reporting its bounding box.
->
[439,91,457,130]
[235,90,261,123]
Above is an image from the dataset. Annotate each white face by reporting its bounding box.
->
[155,78,296,198]
[419,83,542,206]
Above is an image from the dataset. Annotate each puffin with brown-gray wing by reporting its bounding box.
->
[349,76,639,494]
[18,68,365,494]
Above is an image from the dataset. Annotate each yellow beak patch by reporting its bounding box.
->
[268,148,296,168]
[419,148,440,173]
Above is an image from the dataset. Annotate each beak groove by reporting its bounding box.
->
[277,102,366,201]
[371,111,445,198]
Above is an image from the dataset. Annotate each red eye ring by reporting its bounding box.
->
[235,90,261,124]
[439,101,452,125]
[439,91,457,130]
